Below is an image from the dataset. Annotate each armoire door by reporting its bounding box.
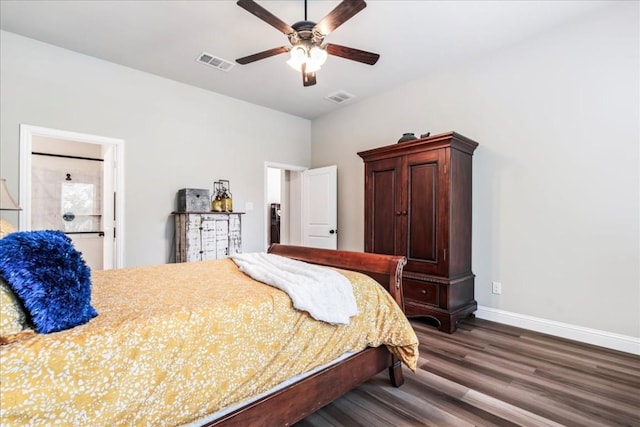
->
[405,149,448,276]
[364,156,403,256]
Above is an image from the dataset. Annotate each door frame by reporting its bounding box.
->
[264,162,307,251]
[19,124,125,268]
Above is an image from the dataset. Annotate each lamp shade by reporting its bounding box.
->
[309,46,328,67]
[0,179,21,210]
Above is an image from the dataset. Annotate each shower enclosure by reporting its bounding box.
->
[30,139,107,271]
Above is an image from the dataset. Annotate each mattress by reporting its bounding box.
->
[0,259,418,426]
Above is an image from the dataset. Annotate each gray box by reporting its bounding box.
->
[177,188,210,212]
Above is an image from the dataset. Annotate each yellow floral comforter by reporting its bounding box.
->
[0,259,418,427]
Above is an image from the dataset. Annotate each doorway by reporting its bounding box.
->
[19,125,125,270]
[265,163,305,250]
[264,163,337,251]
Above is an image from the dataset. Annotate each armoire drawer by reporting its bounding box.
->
[402,278,438,306]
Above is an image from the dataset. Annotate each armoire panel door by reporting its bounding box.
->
[405,150,448,276]
[365,158,402,255]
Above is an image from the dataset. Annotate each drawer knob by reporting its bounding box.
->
[421,289,427,294]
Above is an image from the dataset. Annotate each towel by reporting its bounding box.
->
[230,252,358,325]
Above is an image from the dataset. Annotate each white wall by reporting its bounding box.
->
[0,31,311,267]
[311,3,639,338]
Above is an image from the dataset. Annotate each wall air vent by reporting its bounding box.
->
[325,90,356,104]
[196,52,235,72]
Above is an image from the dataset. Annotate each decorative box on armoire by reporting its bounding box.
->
[358,131,478,333]
[173,212,243,262]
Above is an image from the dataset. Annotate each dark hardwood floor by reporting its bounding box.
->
[295,317,640,427]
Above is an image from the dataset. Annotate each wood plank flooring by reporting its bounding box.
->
[294,317,640,427]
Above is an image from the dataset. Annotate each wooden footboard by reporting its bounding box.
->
[268,244,407,311]
[206,245,408,427]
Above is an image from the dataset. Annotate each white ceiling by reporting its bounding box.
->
[0,0,610,119]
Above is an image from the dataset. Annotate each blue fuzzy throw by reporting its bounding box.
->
[0,230,97,333]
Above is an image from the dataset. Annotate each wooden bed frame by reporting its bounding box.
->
[205,244,408,427]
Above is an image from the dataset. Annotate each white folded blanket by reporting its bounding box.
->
[230,252,358,325]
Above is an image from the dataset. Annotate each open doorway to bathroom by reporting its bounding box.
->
[19,125,124,270]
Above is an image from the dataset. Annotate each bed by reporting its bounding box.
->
[0,235,418,427]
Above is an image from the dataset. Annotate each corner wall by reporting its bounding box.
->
[311,3,639,339]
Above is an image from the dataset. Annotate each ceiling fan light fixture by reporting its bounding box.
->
[289,44,307,62]
[309,45,328,66]
[305,61,321,73]
[287,58,321,73]
[287,43,324,73]
[287,44,308,71]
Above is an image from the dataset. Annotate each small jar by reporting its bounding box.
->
[222,196,233,212]
[212,196,223,212]
[398,133,418,143]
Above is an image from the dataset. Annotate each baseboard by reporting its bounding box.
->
[476,306,640,355]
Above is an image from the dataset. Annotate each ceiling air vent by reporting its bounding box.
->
[196,52,235,72]
[325,90,356,104]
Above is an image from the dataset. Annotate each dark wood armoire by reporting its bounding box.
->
[358,131,478,333]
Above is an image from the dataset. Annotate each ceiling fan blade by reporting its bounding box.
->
[236,46,289,64]
[236,0,294,35]
[237,0,294,35]
[325,43,379,65]
[314,0,367,35]
[302,63,317,87]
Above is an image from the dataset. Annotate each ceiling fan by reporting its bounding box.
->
[235,0,380,87]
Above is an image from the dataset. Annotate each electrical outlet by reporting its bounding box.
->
[492,281,502,295]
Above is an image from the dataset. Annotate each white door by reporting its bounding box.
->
[302,165,337,249]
